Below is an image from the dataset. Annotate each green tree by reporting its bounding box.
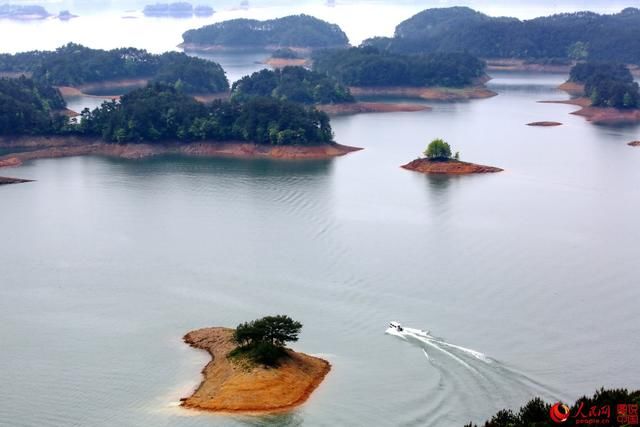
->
[568,41,589,61]
[232,315,303,366]
[424,138,453,160]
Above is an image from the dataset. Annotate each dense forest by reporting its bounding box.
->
[0,44,229,94]
[181,15,349,49]
[570,62,640,108]
[312,46,486,88]
[0,77,66,135]
[232,67,354,105]
[78,84,333,144]
[363,7,640,64]
[0,79,333,145]
[466,388,640,426]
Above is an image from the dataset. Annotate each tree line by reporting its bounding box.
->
[0,43,229,94]
[570,62,640,109]
[312,46,486,88]
[0,78,334,146]
[363,7,640,64]
[232,66,354,105]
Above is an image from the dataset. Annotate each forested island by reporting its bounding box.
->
[264,48,309,68]
[466,388,639,426]
[143,3,214,18]
[0,4,50,20]
[312,47,495,100]
[0,44,229,96]
[364,7,640,65]
[181,316,330,414]
[180,15,349,51]
[548,62,640,124]
[0,78,360,173]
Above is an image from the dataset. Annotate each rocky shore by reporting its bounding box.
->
[180,327,331,414]
[402,158,503,175]
[348,85,497,101]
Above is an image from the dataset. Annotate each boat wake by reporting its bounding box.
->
[385,323,565,408]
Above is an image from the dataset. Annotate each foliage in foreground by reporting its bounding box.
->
[312,46,486,88]
[230,315,303,367]
[569,62,640,109]
[466,388,640,427]
[232,66,354,105]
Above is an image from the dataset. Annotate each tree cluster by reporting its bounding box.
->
[466,388,640,427]
[363,7,640,64]
[76,83,334,145]
[231,315,303,366]
[271,48,302,60]
[312,46,486,88]
[232,66,354,105]
[0,43,229,94]
[570,62,640,109]
[182,14,349,48]
[0,76,67,136]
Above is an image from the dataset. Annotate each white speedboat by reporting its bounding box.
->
[389,321,403,332]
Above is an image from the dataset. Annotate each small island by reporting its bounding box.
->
[527,121,562,127]
[0,44,229,98]
[0,4,50,20]
[548,62,640,124]
[264,48,309,68]
[0,176,33,185]
[312,47,496,101]
[231,66,428,115]
[181,315,330,414]
[180,15,350,52]
[402,139,503,175]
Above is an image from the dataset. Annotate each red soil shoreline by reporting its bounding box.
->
[402,158,503,175]
[541,98,640,125]
[348,85,497,101]
[180,328,331,415]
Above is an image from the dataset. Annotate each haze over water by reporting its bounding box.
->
[1,3,640,427]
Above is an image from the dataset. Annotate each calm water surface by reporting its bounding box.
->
[2,9,640,426]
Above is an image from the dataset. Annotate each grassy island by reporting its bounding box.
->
[363,7,640,65]
[312,47,495,100]
[0,44,229,96]
[402,139,502,175]
[181,316,330,414]
[180,15,349,51]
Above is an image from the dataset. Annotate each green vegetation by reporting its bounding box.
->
[271,48,302,60]
[232,66,354,105]
[229,315,303,366]
[0,76,66,136]
[424,138,454,161]
[570,62,640,108]
[77,83,333,144]
[363,7,640,64]
[182,15,349,48]
[312,47,486,88]
[466,388,640,427]
[0,43,229,94]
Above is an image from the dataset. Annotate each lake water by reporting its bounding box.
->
[2,6,640,427]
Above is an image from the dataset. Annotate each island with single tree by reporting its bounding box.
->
[180,315,330,414]
[0,79,361,180]
[363,7,640,68]
[547,62,640,124]
[402,139,503,175]
[0,44,229,98]
[465,387,640,426]
[232,66,429,115]
[180,15,350,52]
[312,47,496,101]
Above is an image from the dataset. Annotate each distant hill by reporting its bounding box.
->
[363,7,640,64]
[0,4,50,20]
[181,14,349,50]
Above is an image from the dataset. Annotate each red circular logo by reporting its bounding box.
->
[550,402,571,423]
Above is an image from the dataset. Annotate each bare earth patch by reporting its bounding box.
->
[402,158,503,175]
[180,328,331,415]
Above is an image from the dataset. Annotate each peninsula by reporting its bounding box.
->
[402,139,502,175]
[180,15,349,52]
[181,316,330,414]
[312,47,496,101]
[547,62,640,125]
